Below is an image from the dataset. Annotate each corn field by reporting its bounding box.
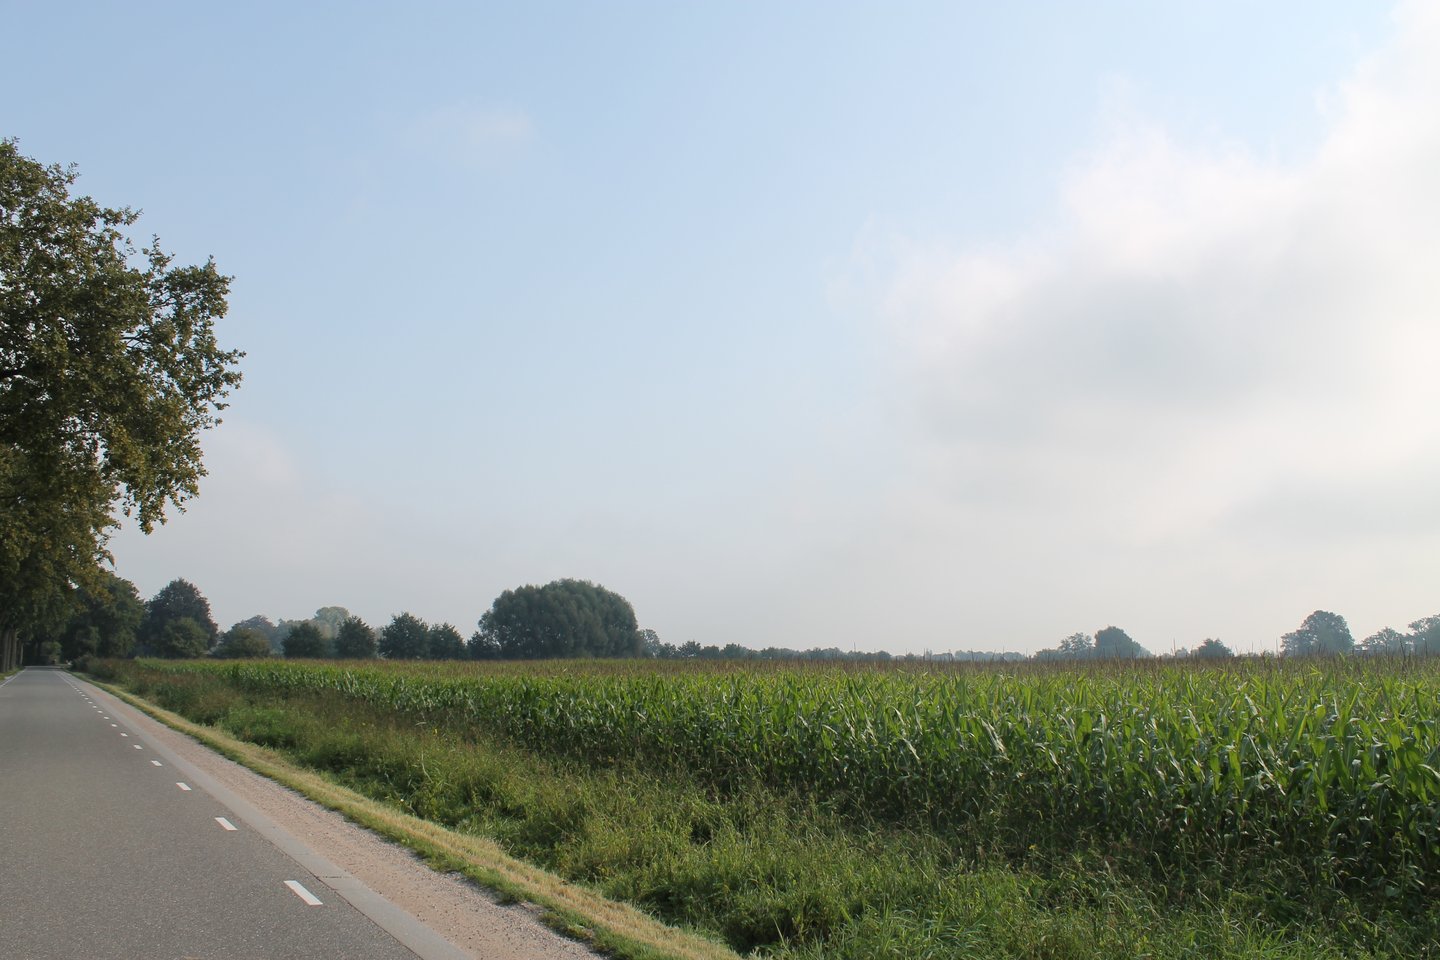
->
[114,656,1440,900]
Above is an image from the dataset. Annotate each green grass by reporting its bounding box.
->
[92,656,1440,959]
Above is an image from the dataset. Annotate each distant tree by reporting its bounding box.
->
[274,619,308,643]
[155,617,209,659]
[59,570,144,661]
[427,622,465,660]
[1310,611,1354,654]
[639,628,664,657]
[1094,626,1148,659]
[1279,628,1312,657]
[476,579,642,659]
[379,612,430,660]
[139,579,218,653]
[1281,610,1353,656]
[312,606,350,641]
[1034,632,1092,660]
[1359,627,1410,655]
[214,627,272,659]
[466,629,502,661]
[282,621,329,658]
[332,616,377,659]
[1409,615,1440,655]
[231,615,284,652]
[1191,638,1234,659]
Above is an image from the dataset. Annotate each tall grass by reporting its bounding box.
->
[105,656,1440,903]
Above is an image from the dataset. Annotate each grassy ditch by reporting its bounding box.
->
[93,658,1440,960]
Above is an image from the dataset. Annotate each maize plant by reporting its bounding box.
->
[109,655,1440,901]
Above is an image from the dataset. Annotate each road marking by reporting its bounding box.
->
[133,744,143,750]
[215,818,237,831]
[284,880,323,906]
[176,783,191,791]
[120,733,128,737]
[110,723,117,727]
[150,760,163,766]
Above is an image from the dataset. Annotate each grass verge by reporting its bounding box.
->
[89,663,1440,960]
[92,679,740,960]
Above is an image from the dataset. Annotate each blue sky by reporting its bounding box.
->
[5,2,1435,653]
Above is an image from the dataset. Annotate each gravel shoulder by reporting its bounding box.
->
[85,676,602,960]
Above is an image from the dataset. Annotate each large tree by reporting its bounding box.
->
[230,614,284,652]
[138,579,218,655]
[466,629,501,661]
[1093,626,1148,659]
[477,579,642,659]
[311,606,351,640]
[1281,610,1354,656]
[1033,632,1092,661]
[427,622,465,661]
[1410,615,1440,655]
[154,617,209,659]
[214,626,272,659]
[379,612,430,660]
[1360,627,1410,655]
[0,140,242,670]
[281,621,328,659]
[332,616,377,659]
[1191,638,1234,659]
[58,569,144,661]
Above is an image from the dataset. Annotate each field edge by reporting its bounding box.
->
[85,675,743,960]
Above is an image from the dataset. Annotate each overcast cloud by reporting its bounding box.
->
[839,1,1440,650]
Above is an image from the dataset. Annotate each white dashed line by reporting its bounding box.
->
[109,723,117,727]
[176,783,191,791]
[120,733,128,738]
[150,760,163,766]
[215,818,237,831]
[284,880,323,906]
[133,745,143,750]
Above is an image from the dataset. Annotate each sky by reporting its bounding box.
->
[4,2,1436,655]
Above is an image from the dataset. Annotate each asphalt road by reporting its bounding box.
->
[0,668,464,960]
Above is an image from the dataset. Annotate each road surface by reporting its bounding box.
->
[0,667,473,960]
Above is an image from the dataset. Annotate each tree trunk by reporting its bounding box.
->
[1,627,19,672]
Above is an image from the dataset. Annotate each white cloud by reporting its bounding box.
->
[854,1,1440,647]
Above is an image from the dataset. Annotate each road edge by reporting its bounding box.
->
[79,673,473,960]
[82,674,742,960]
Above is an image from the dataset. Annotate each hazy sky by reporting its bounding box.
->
[5,3,1435,654]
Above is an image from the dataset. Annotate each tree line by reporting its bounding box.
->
[19,568,1439,667]
[18,574,652,665]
